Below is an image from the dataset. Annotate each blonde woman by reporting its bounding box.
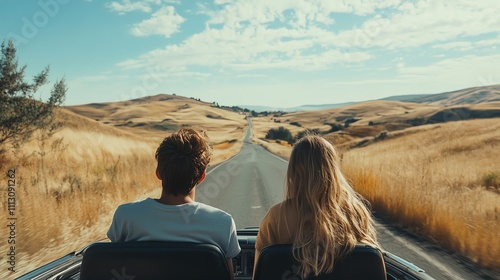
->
[254,135,380,278]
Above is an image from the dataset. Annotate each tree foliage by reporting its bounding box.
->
[326,122,344,132]
[0,39,66,153]
[266,126,294,144]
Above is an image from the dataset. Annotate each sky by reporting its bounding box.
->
[1,0,499,109]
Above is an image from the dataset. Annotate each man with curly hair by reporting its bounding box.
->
[108,128,240,277]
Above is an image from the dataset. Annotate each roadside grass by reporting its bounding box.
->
[0,124,243,279]
[0,128,158,278]
[342,118,500,270]
[482,171,500,191]
[253,117,500,270]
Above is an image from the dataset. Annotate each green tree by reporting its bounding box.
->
[0,39,66,154]
[266,126,294,144]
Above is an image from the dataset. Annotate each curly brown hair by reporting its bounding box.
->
[155,128,212,196]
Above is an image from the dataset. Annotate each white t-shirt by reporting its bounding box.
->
[107,198,241,259]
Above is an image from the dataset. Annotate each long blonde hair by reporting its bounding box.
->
[286,135,379,277]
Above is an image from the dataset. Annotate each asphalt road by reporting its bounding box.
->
[197,120,496,280]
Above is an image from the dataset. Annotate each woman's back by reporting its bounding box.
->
[255,135,379,278]
[256,200,298,249]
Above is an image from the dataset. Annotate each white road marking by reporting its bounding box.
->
[262,147,289,163]
[251,206,261,209]
[376,221,467,280]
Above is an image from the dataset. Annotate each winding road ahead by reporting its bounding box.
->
[197,119,494,280]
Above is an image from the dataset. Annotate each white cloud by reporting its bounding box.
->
[205,0,401,27]
[130,6,185,37]
[433,41,474,51]
[118,0,396,71]
[115,0,500,90]
[331,0,500,49]
[119,23,372,72]
[106,0,178,15]
[106,0,152,14]
[198,0,500,52]
[433,36,500,51]
[229,50,372,71]
[398,54,500,88]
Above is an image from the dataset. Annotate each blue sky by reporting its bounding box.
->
[1,0,499,109]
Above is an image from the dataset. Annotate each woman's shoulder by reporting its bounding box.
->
[267,200,295,216]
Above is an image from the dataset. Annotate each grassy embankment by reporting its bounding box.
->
[343,119,500,270]
[0,106,247,278]
[252,116,500,271]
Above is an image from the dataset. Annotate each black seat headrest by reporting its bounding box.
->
[80,242,231,280]
[254,244,387,280]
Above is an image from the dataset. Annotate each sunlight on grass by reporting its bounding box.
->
[0,129,158,278]
[342,118,500,270]
[0,123,245,278]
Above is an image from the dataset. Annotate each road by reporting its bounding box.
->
[197,119,495,280]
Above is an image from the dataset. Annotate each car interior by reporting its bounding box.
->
[16,226,437,280]
[253,244,386,280]
[78,228,387,280]
[80,242,232,280]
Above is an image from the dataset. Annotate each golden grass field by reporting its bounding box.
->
[252,108,500,271]
[0,96,247,278]
[1,94,499,278]
[342,118,500,270]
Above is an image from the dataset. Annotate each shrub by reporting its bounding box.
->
[406,117,426,126]
[344,118,360,128]
[326,123,344,132]
[266,126,294,144]
[482,171,500,190]
[374,130,388,141]
[290,121,301,127]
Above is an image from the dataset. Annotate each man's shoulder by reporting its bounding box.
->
[195,202,233,219]
[115,198,151,212]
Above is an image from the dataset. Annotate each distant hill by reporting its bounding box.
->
[405,84,500,106]
[65,93,248,143]
[260,98,500,148]
[379,94,431,102]
[245,84,500,113]
[240,102,356,113]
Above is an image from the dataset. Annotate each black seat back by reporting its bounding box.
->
[80,242,231,280]
[254,244,386,280]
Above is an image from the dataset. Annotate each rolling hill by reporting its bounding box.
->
[65,94,248,145]
[64,85,499,151]
[407,84,500,105]
[379,84,500,105]
[240,102,356,113]
[243,84,500,112]
[252,98,500,150]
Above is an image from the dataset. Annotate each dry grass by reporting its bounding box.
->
[251,115,500,270]
[0,103,247,279]
[250,116,298,158]
[66,93,248,142]
[270,100,441,128]
[342,118,500,270]
[0,128,158,278]
[2,92,498,278]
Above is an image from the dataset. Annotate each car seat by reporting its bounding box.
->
[253,244,387,280]
[80,241,232,280]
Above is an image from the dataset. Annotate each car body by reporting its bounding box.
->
[16,227,434,280]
